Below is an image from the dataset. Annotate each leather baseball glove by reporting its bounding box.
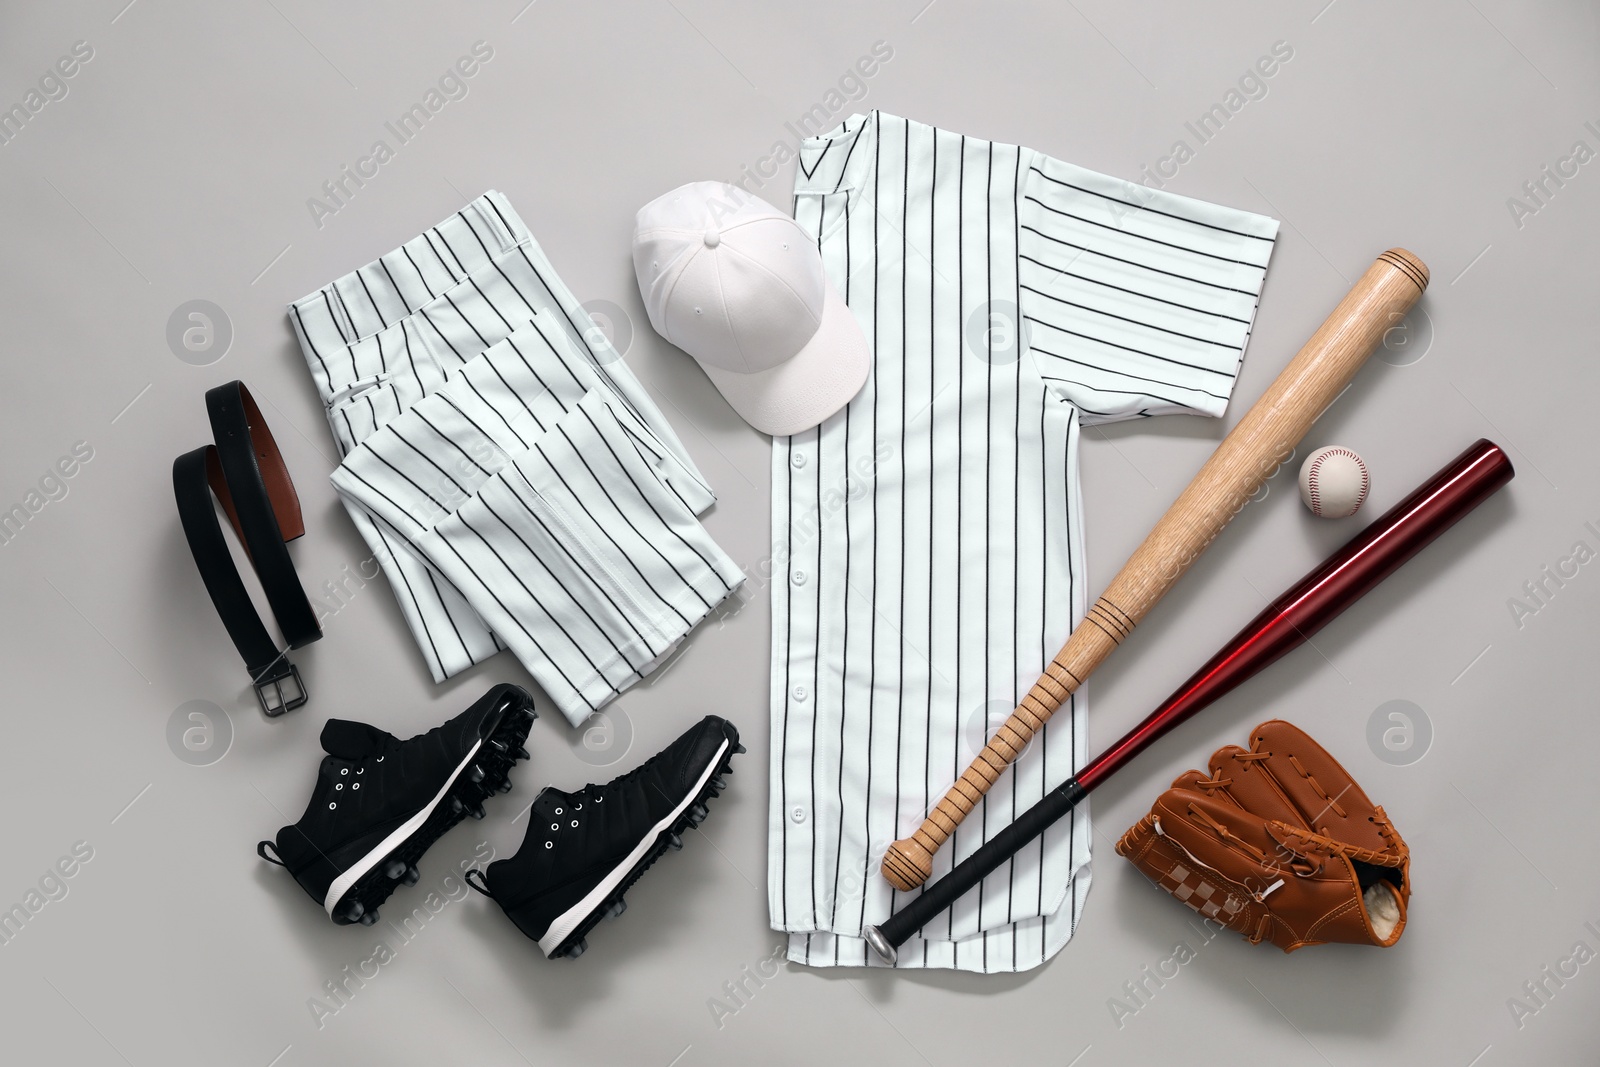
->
[1115,719,1410,952]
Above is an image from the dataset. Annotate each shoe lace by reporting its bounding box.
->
[576,758,659,806]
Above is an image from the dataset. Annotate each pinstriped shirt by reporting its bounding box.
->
[770,112,1277,971]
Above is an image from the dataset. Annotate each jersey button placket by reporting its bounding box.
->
[782,534,819,923]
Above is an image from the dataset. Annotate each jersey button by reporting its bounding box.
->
[792,685,808,702]
[790,806,807,824]
[791,452,807,469]
[791,570,807,586]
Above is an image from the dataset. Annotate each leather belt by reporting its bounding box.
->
[173,381,320,715]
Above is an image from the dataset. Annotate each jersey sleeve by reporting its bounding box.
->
[1016,150,1278,424]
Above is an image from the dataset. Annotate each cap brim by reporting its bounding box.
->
[699,280,870,437]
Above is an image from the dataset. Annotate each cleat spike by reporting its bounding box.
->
[469,764,486,783]
[359,910,378,926]
[402,865,421,886]
[733,742,746,754]
[497,778,513,794]
[337,899,365,923]
[711,776,726,791]
[468,802,487,820]
[515,746,530,761]
[687,804,708,825]
[384,859,407,880]
[490,738,509,752]
[449,796,466,815]
[565,939,587,960]
[666,832,683,851]
[604,898,627,919]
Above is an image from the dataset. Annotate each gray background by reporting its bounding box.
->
[0,0,1595,1063]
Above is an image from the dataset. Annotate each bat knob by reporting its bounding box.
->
[1378,248,1429,292]
[882,838,933,891]
[863,925,897,965]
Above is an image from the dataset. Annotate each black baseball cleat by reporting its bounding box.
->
[466,715,742,959]
[258,683,535,926]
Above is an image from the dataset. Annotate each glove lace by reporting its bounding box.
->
[1286,754,1348,818]
[1267,821,1406,868]
[1186,803,1269,863]
[1371,807,1403,851]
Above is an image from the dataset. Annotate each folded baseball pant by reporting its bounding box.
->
[289,192,743,725]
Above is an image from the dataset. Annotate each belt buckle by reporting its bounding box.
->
[252,660,307,717]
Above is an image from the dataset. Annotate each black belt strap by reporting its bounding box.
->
[173,381,320,715]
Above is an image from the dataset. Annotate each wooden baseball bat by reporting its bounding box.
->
[864,438,1512,961]
[881,248,1429,892]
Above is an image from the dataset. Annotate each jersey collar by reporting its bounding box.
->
[795,110,877,201]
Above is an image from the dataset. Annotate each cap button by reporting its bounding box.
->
[703,229,721,248]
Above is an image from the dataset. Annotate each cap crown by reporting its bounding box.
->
[633,182,825,375]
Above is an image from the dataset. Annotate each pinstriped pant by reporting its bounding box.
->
[290,192,741,723]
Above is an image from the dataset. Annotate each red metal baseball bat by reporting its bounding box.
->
[865,439,1513,962]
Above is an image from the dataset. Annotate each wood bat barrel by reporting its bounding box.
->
[880,249,1429,892]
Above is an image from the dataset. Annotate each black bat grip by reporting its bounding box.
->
[866,779,1087,963]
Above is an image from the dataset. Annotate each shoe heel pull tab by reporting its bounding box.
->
[464,868,494,899]
[257,841,287,867]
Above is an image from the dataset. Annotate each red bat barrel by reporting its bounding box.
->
[864,438,1512,963]
[1076,438,1512,790]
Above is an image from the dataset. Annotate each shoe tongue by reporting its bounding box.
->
[320,719,395,759]
[531,786,577,819]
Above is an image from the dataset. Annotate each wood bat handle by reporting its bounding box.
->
[881,248,1428,892]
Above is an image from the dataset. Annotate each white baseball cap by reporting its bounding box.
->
[632,181,869,436]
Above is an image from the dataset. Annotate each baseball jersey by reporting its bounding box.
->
[771,112,1277,972]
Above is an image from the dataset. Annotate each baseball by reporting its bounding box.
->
[1299,446,1370,519]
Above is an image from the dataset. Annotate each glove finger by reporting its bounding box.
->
[1170,767,1227,797]
[1207,743,1306,826]
[1248,721,1392,854]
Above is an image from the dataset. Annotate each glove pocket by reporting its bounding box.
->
[1263,821,1409,948]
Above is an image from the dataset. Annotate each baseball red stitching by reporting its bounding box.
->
[1306,448,1369,516]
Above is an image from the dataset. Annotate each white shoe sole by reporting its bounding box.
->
[537,737,730,956]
